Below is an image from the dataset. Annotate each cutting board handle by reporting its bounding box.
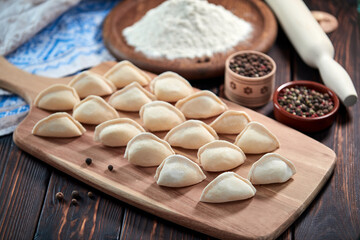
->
[0,56,70,103]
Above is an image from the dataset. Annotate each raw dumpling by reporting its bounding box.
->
[68,71,116,98]
[200,172,256,203]
[164,120,218,149]
[32,112,86,137]
[94,118,145,147]
[154,155,206,187]
[198,140,246,172]
[34,84,80,111]
[108,82,156,111]
[125,132,175,167]
[104,60,151,88]
[73,95,119,125]
[175,90,228,119]
[248,153,296,184]
[234,122,280,154]
[140,101,185,131]
[150,71,193,102]
[209,110,251,134]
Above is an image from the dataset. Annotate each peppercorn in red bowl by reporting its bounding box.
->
[273,81,339,132]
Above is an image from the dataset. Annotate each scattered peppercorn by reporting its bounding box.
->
[88,192,94,199]
[108,165,113,171]
[71,190,80,199]
[229,53,273,78]
[55,192,64,201]
[71,198,78,205]
[278,85,334,118]
[85,158,92,165]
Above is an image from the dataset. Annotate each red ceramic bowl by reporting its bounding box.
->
[273,81,339,132]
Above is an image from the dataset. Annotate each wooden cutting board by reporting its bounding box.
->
[103,0,277,80]
[0,57,336,240]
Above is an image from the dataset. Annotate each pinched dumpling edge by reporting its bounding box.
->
[154,154,206,187]
[149,71,193,100]
[34,84,80,110]
[94,118,145,142]
[139,101,186,123]
[68,71,116,97]
[248,153,296,184]
[164,120,219,146]
[234,122,280,151]
[124,132,175,166]
[200,172,256,203]
[32,112,86,137]
[150,71,192,91]
[209,110,252,134]
[124,132,174,158]
[108,82,156,112]
[104,60,151,87]
[176,90,227,108]
[175,90,228,118]
[73,95,119,117]
[197,140,246,171]
[110,82,156,103]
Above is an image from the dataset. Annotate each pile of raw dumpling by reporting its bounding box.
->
[32,60,296,204]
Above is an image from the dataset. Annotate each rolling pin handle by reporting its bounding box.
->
[317,55,358,106]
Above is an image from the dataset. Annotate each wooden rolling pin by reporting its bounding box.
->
[265,0,358,106]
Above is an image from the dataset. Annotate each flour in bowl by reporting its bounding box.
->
[122,0,252,60]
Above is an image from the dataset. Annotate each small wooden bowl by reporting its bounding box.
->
[273,81,339,132]
[102,0,278,80]
[224,50,276,107]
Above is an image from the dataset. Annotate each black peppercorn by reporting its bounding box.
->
[108,165,113,171]
[85,158,92,165]
[71,198,78,206]
[72,190,80,199]
[88,192,94,199]
[229,53,273,78]
[55,192,64,201]
[278,86,334,118]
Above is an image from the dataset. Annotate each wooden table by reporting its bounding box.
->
[0,0,359,239]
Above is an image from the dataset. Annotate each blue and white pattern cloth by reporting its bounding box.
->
[1,0,120,136]
[0,89,30,136]
[6,0,119,77]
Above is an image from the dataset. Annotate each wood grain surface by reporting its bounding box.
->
[0,59,336,239]
[33,171,124,239]
[291,1,360,239]
[0,136,50,239]
[0,0,359,239]
[103,0,277,80]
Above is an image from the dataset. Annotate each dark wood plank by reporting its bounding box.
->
[0,134,50,239]
[120,207,294,240]
[34,170,124,240]
[292,0,360,239]
[277,228,293,240]
[120,207,215,240]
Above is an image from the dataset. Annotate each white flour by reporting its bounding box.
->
[123,0,252,60]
